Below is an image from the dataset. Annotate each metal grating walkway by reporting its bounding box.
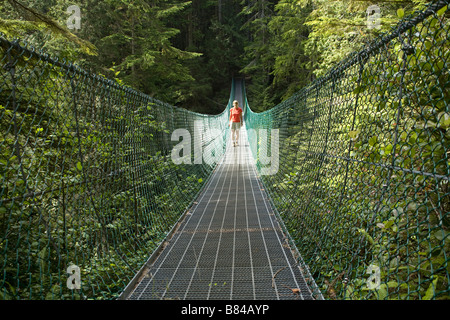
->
[120,125,319,300]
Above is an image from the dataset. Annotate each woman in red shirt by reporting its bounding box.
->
[229,100,243,146]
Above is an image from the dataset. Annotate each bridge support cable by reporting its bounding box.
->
[243,1,450,300]
[120,123,321,300]
[1,0,449,301]
[0,34,231,299]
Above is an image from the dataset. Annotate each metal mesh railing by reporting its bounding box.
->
[245,0,449,300]
[1,0,449,301]
[0,36,231,299]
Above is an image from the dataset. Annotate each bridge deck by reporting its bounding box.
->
[121,127,317,300]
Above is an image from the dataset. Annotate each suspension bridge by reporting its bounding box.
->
[119,79,320,300]
[0,1,449,300]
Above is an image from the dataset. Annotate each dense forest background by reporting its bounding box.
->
[0,0,432,113]
[1,0,448,300]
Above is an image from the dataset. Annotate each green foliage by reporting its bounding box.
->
[340,12,450,299]
[1,0,449,301]
[1,0,97,56]
[0,35,229,299]
[246,2,450,300]
[268,0,313,100]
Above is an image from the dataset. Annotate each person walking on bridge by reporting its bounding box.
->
[229,100,243,147]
